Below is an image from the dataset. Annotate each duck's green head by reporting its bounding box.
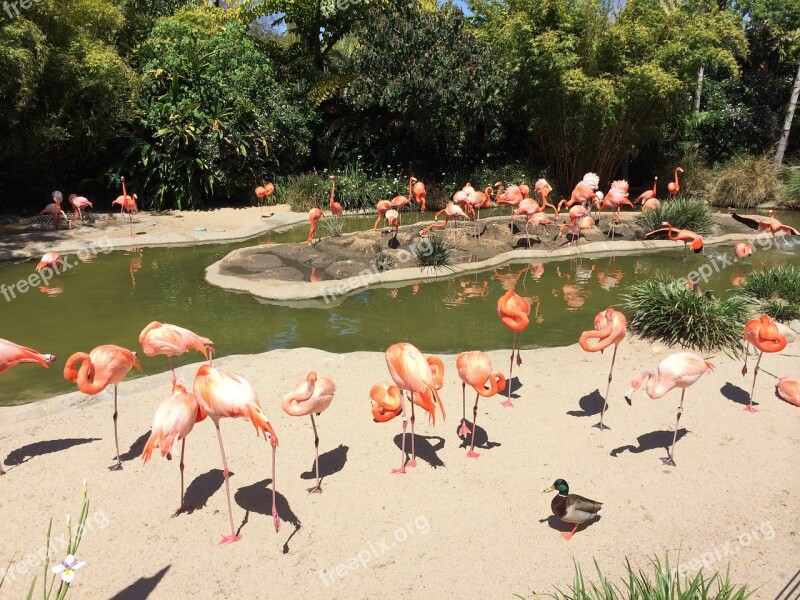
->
[543,479,569,495]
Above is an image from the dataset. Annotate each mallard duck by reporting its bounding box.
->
[543,479,602,540]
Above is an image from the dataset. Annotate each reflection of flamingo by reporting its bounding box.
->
[383,343,446,474]
[742,314,787,413]
[456,351,506,457]
[255,182,275,216]
[282,371,336,493]
[36,252,61,273]
[0,338,56,475]
[308,207,323,245]
[644,221,704,257]
[68,194,93,225]
[579,308,627,430]
[139,321,214,385]
[559,284,588,309]
[776,378,800,407]
[667,167,683,197]
[374,200,392,230]
[112,177,138,237]
[492,265,529,290]
[328,176,342,216]
[141,383,207,513]
[128,248,142,287]
[193,365,280,542]
[496,289,530,408]
[64,345,141,469]
[734,242,752,258]
[731,210,800,248]
[420,203,469,235]
[625,352,714,466]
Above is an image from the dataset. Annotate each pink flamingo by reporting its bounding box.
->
[308,207,323,245]
[534,178,558,217]
[329,175,343,216]
[68,194,93,225]
[742,314,787,412]
[139,321,214,384]
[557,173,600,211]
[384,209,399,236]
[282,371,336,493]
[141,383,207,513]
[776,378,800,407]
[0,338,56,475]
[374,200,392,230]
[731,210,800,248]
[35,252,61,273]
[497,184,524,226]
[389,178,415,226]
[496,288,530,408]
[594,180,634,238]
[112,177,138,237]
[412,178,427,212]
[625,352,715,466]
[193,365,280,543]
[452,190,471,216]
[255,182,275,216]
[456,351,506,457]
[420,203,470,235]
[578,308,627,430]
[734,242,752,258]
[63,345,141,469]
[383,343,446,474]
[667,166,683,196]
[39,202,68,231]
[645,221,704,258]
[635,177,658,211]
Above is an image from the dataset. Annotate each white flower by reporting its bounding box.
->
[52,554,85,583]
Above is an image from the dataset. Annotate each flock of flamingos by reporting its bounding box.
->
[4,168,800,544]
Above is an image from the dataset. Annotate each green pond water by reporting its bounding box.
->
[1,209,798,406]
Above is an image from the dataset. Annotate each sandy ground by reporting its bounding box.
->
[1,339,799,599]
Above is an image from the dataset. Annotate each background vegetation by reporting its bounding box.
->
[0,0,799,211]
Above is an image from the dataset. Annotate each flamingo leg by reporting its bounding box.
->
[308,414,322,494]
[561,524,579,541]
[503,332,516,408]
[408,394,417,468]
[742,342,750,376]
[662,389,686,466]
[110,385,122,470]
[175,438,190,514]
[391,395,409,474]
[467,393,481,458]
[593,344,617,431]
[213,419,241,544]
[745,352,763,413]
[169,356,176,385]
[458,382,471,437]
[270,434,280,532]
[0,458,5,475]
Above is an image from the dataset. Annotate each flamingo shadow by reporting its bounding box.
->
[720,382,755,407]
[539,514,601,535]
[387,236,401,249]
[513,237,541,249]
[456,422,502,451]
[4,438,100,467]
[175,468,226,516]
[300,444,349,481]
[500,376,523,400]
[108,565,170,600]
[392,434,445,468]
[118,430,151,463]
[610,429,687,458]
[234,478,300,554]
[567,389,605,418]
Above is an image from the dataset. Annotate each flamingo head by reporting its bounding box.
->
[306,371,318,386]
[68,194,77,202]
[494,181,502,187]
[677,167,684,173]
[330,175,336,181]
[690,237,704,253]
[624,373,646,405]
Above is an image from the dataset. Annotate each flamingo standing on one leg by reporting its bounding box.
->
[68,194,93,226]
[456,351,506,457]
[282,371,336,493]
[579,308,627,430]
[328,175,343,216]
[308,207,323,245]
[0,338,56,475]
[139,321,214,385]
[496,288,530,408]
[667,167,683,197]
[624,352,715,466]
[776,377,800,407]
[383,343,446,474]
[141,383,207,514]
[497,184,524,228]
[112,177,138,237]
[63,345,141,470]
[742,314,787,413]
[193,365,280,543]
[374,200,392,230]
[412,178,427,212]
[255,182,275,216]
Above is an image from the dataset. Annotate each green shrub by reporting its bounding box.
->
[737,265,800,322]
[636,198,715,234]
[415,236,454,271]
[285,174,326,212]
[621,275,750,355]
[778,168,800,209]
[708,155,782,208]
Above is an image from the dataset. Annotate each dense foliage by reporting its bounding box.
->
[737,265,800,321]
[636,198,715,234]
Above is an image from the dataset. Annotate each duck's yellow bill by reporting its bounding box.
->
[542,485,555,493]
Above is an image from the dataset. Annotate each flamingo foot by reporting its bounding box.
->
[109,461,123,471]
[741,366,747,376]
[592,422,611,431]
[501,400,515,408]
[458,421,471,437]
[405,460,417,468]
[174,504,193,515]
[307,485,323,494]
[391,467,407,475]
[219,534,242,545]
[743,406,759,413]
[661,457,677,467]
[272,507,281,533]
[560,531,574,541]
[466,450,480,459]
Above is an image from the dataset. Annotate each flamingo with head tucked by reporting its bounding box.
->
[139,321,214,385]
[579,308,627,430]
[776,377,800,407]
[308,207,323,245]
[282,371,336,493]
[36,252,62,273]
[667,167,683,197]
[64,345,141,469]
[742,314,787,413]
[497,289,530,408]
[255,182,275,216]
[0,338,56,475]
[456,351,506,457]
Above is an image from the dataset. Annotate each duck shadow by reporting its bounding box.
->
[108,565,170,600]
[300,444,349,481]
[539,514,601,535]
[174,468,226,516]
[4,437,100,468]
[235,478,300,554]
[392,434,445,468]
[118,430,151,463]
[720,382,756,407]
[500,376,523,400]
[456,422,502,451]
[610,429,687,457]
[567,389,605,418]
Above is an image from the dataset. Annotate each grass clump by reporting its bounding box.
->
[414,236,454,272]
[708,155,782,208]
[737,265,800,322]
[636,198,715,234]
[284,173,326,212]
[321,215,345,237]
[621,275,750,355]
[778,167,800,209]
[373,250,397,273]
